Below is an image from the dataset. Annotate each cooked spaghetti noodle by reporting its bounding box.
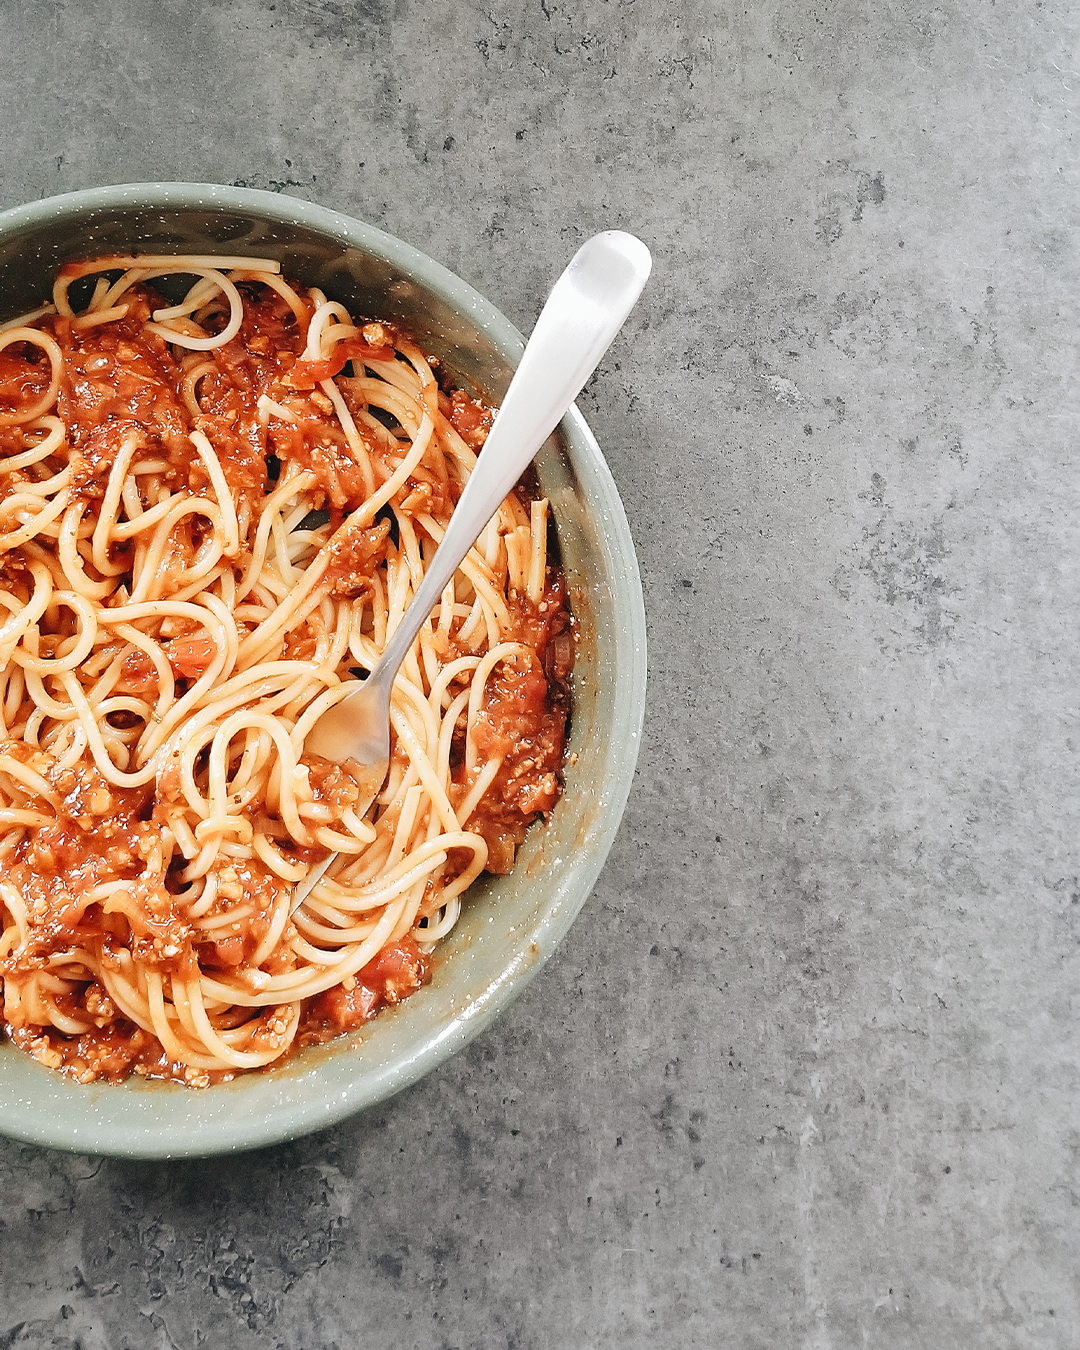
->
[0,256,572,1085]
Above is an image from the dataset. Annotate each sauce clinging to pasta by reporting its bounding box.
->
[0,255,572,1085]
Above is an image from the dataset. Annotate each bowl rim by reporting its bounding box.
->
[0,183,647,1157]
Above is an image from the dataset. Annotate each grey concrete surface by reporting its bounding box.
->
[0,1,1077,1346]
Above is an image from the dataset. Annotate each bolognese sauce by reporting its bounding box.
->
[0,255,574,1084]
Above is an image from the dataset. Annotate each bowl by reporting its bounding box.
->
[0,183,647,1157]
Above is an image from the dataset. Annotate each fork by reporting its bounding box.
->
[290,230,652,910]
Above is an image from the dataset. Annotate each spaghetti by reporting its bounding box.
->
[0,255,573,1085]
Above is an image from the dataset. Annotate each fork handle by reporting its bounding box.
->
[371,230,652,687]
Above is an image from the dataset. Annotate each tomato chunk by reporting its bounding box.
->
[303,936,430,1035]
[167,634,217,679]
[285,340,394,388]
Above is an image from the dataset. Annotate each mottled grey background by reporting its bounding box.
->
[0,1,1077,1347]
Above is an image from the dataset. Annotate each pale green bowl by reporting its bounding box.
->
[0,184,646,1158]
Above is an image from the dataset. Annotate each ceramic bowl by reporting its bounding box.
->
[0,183,646,1157]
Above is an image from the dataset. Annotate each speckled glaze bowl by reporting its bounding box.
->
[0,183,646,1157]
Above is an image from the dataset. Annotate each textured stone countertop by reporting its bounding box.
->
[0,2,1076,1347]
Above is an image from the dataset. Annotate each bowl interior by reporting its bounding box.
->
[0,185,646,1157]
